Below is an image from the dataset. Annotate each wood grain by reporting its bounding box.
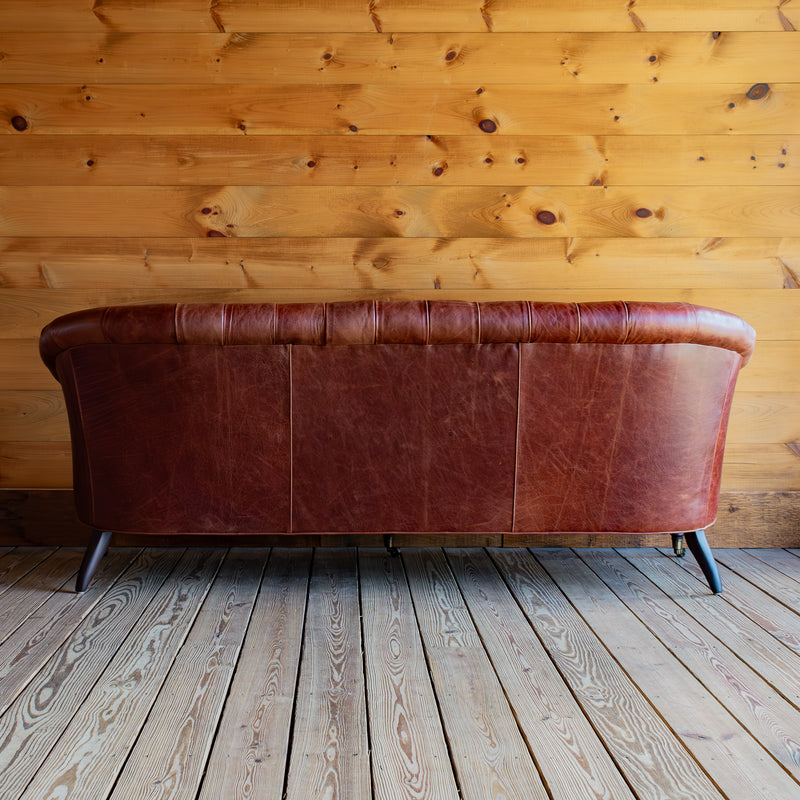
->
[0,548,81,638]
[742,548,800,585]
[4,33,800,85]
[285,548,369,800]
[670,553,800,656]
[620,547,800,708]
[0,548,139,716]
[533,547,800,800]
[0,545,53,594]
[0,547,185,799]
[359,549,459,800]
[199,548,310,800]
[16,548,223,800]
[446,548,636,800]
[402,548,550,800]
[1,237,797,290]
[109,549,266,800]
[578,547,800,780]
[3,135,797,187]
[0,391,69,441]
[0,1,796,32]
[712,549,800,613]
[2,185,799,238]
[2,83,797,135]
[489,547,726,800]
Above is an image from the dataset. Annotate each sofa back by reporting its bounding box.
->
[40,300,755,537]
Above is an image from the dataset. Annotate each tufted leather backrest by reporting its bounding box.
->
[41,300,755,376]
[40,300,755,538]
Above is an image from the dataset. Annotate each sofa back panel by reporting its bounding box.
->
[514,342,740,533]
[290,343,519,532]
[59,344,292,534]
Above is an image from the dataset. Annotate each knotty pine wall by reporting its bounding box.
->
[1,1,798,546]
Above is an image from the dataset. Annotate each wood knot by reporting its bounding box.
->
[536,210,556,225]
[349,124,358,132]
[86,159,95,167]
[478,118,497,133]
[746,83,770,100]
[635,208,653,218]
[207,230,226,237]
[201,207,212,215]
[432,165,445,176]
[648,55,657,62]
[322,52,333,60]
[307,160,316,168]
[516,156,526,164]
[712,31,721,39]
[445,50,457,61]
[11,115,28,131]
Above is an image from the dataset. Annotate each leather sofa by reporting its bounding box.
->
[40,300,755,594]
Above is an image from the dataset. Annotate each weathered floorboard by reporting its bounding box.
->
[620,547,800,709]
[198,548,310,800]
[578,547,800,780]
[108,549,267,800]
[285,548,370,800]
[489,547,726,800]
[446,548,636,799]
[402,548,550,800]
[15,549,223,800]
[534,547,800,800]
[359,549,459,800]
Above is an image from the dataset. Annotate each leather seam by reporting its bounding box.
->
[64,350,95,527]
[706,354,739,525]
[622,301,630,344]
[289,344,294,533]
[476,302,481,343]
[511,343,521,533]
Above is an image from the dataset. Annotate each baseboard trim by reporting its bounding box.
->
[1,490,797,548]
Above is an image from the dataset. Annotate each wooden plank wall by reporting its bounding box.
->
[0,1,798,544]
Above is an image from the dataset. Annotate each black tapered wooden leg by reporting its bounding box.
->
[684,529,722,594]
[75,530,112,592]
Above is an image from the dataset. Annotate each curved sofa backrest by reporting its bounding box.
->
[40,301,755,538]
[41,300,755,377]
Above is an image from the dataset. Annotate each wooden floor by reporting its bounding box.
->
[1,546,800,800]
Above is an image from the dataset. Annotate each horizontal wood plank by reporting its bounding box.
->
[0,1,796,32]
[1,237,797,290]
[3,33,800,85]
[2,185,799,238]
[0,391,70,441]
[2,83,797,135]
[2,135,797,187]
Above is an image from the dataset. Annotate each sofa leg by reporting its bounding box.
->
[76,530,112,592]
[684,529,722,595]
[671,533,686,557]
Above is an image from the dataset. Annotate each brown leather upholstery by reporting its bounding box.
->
[40,301,755,537]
